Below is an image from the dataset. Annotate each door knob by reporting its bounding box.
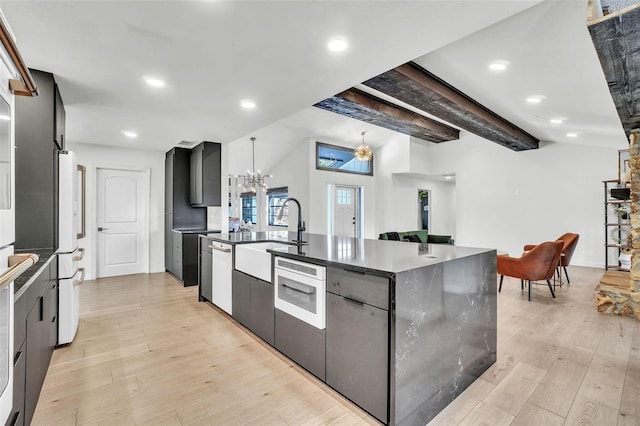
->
[98,227,108,231]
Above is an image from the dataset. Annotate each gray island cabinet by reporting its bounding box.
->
[203,232,497,426]
[326,267,389,423]
[231,269,275,345]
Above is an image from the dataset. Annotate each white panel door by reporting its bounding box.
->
[333,186,357,237]
[97,168,149,278]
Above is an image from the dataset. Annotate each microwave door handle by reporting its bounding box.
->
[281,281,315,295]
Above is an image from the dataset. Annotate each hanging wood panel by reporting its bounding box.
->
[314,88,459,143]
[588,4,640,135]
[362,62,539,151]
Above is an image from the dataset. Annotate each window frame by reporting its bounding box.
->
[315,141,374,176]
[267,187,288,227]
[240,192,257,225]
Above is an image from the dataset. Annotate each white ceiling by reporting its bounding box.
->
[0,0,628,176]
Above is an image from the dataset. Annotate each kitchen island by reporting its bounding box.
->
[200,231,496,426]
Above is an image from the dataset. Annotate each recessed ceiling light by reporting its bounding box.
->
[526,95,545,104]
[444,175,454,180]
[566,132,578,138]
[240,99,256,109]
[122,130,138,138]
[327,37,348,52]
[488,60,510,72]
[144,76,165,87]
[550,118,565,124]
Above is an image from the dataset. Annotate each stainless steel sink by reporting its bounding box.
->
[235,242,294,282]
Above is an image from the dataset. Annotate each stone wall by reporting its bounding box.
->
[631,129,640,300]
[598,129,640,319]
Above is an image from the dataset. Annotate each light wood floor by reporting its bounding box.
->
[32,267,639,426]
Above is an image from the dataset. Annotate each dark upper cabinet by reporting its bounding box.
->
[15,69,61,250]
[54,84,65,150]
[165,147,206,230]
[190,142,221,207]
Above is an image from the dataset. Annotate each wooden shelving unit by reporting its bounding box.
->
[604,179,631,271]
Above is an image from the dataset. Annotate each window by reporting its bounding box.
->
[240,192,257,224]
[316,142,373,176]
[337,188,352,205]
[268,187,288,227]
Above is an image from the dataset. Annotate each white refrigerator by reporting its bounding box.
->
[0,46,15,424]
[58,151,84,345]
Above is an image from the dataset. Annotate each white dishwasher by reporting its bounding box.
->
[211,242,232,315]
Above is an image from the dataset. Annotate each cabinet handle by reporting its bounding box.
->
[342,296,364,306]
[39,296,44,321]
[9,411,19,426]
[52,315,56,323]
[211,246,231,253]
[13,349,22,365]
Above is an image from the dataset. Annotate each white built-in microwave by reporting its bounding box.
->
[274,257,326,330]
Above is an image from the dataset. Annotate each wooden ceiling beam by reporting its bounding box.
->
[588,4,640,135]
[314,88,460,143]
[363,62,539,151]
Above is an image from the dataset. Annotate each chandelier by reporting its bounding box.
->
[354,131,373,161]
[236,137,272,193]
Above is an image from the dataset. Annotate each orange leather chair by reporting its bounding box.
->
[524,233,579,283]
[497,241,564,301]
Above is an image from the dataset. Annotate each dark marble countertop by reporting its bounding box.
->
[14,248,57,298]
[173,228,222,234]
[206,231,493,274]
[202,231,292,244]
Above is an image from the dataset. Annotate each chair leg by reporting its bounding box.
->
[499,275,504,292]
[521,279,524,290]
[547,279,556,298]
[528,280,532,301]
[563,266,570,284]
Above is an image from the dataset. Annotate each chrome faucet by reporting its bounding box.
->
[277,197,306,243]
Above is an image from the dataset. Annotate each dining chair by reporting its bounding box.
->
[497,241,564,301]
[524,233,579,284]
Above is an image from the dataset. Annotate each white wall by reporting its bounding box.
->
[67,143,165,279]
[388,174,457,237]
[425,134,620,267]
[373,136,456,238]
[307,138,378,238]
[263,139,310,232]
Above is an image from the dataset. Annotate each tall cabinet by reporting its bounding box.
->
[604,179,631,271]
[165,148,207,285]
[11,68,65,426]
[15,69,64,250]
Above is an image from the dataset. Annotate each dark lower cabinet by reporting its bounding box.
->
[326,292,389,424]
[8,344,25,426]
[231,270,251,328]
[171,230,183,280]
[25,296,45,426]
[231,270,274,345]
[274,309,325,381]
[250,278,274,345]
[9,256,57,426]
[168,231,199,286]
[199,237,212,302]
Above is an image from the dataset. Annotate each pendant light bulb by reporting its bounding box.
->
[354,131,373,161]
